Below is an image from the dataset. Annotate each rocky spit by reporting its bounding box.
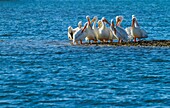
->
[84,40,170,47]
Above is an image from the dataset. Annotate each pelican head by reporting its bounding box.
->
[68,26,72,33]
[111,19,116,34]
[101,17,107,24]
[116,16,120,22]
[111,19,114,27]
[132,15,136,19]
[78,21,82,28]
[132,16,136,21]
[86,15,92,28]
[132,15,135,17]
[101,17,105,22]
[132,15,139,27]
[91,16,98,22]
[98,20,102,28]
[94,16,98,21]
[132,16,137,27]
[116,16,123,26]
[86,15,90,21]
[73,22,88,43]
[119,16,123,21]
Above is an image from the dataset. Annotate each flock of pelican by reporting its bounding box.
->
[68,15,148,44]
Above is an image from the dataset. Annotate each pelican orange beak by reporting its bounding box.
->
[91,16,97,23]
[82,22,88,33]
[91,18,95,23]
[98,20,102,28]
[68,26,72,33]
[117,18,121,26]
[101,17,105,22]
[78,21,82,28]
[111,19,114,27]
[88,18,90,24]
[86,15,92,29]
[86,16,91,24]
[104,18,111,26]
[132,18,136,27]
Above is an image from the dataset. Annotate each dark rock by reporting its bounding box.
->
[83,40,170,47]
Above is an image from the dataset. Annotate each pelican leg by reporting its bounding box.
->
[110,39,113,44]
[88,40,91,44]
[106,40,108,43]
[138,38,141,41]
[70,41,73,45]
[118,38,121,43]
[100,39,103,44]
[134,37,137,42]
[94,40,97,44]
[76,41,78,45]
[80,40,83,44]
[92,39,94,44]
[103,39,107,43]
[102,40,104,44]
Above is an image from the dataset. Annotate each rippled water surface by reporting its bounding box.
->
[0,0,170,107]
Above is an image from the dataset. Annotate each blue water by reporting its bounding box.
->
[0,0,170,107]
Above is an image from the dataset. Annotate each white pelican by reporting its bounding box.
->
[126,15,148,42]
[105,19,121,39]
[111,19,119,41]
[98,17,112,43]
[110,19,117,38]
[85,16,97,43]
[116,16,123,27]
[103,18,118,42]
[73,22,88,44]
[68,26,74,40]
[131,16,148,42]
[68,21,82,40]
[98,20,102,29]
[125,15,140,41]
[115,16,129,43]
[91,16,99,43]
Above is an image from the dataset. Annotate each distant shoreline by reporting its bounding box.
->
[83,40,170,47]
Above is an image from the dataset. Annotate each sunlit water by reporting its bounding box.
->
[0,0,170,107]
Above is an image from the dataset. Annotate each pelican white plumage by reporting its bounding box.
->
[126,15,148,42]
[68,26,74,40]
[85,16,97,43]
[109,19,119,41]
[103,18,118,42]
[98,17,112,43]
[98,20,102,29]
[68,21,82,40]
[125,15,139,41]
[125,26,133,41]
[91,16,99,43]
[115,16,129,43]
[116,16,123,27]
[73,22,88,44]
[131,16,148,42]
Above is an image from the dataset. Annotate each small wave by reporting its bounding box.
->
[150,59,170,62]
[44,40,71,47]
[0,33,12,37]
[0,0,18,2]
[0,40,4,42]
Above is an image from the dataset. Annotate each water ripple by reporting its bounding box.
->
[0,0,170,107]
